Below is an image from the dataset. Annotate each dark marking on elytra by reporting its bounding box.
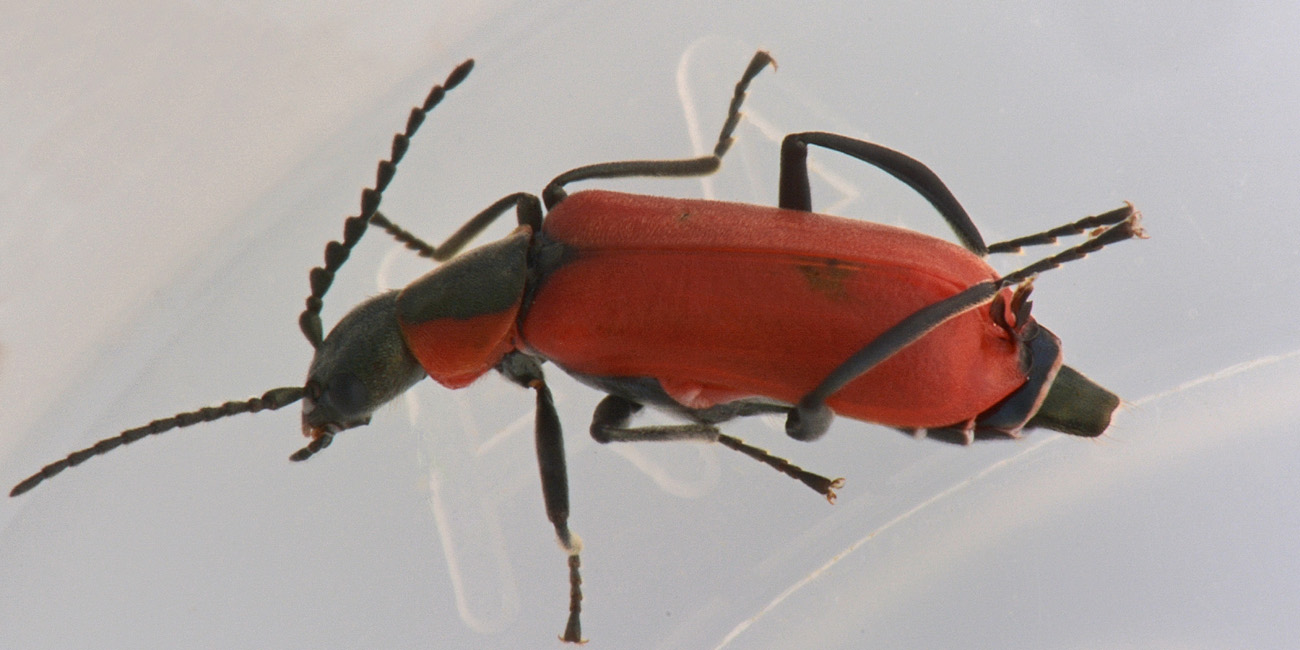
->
[795,258,857,301]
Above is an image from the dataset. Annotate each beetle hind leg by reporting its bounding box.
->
[590,395,844,503]
[987,203,1137,254]
[778,131,987,254]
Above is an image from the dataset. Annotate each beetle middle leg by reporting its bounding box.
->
[590,395,844,502]
[369,192,544,262]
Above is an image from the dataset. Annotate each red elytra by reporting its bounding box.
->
[516,190,1024,428]
[10,52,1144,644]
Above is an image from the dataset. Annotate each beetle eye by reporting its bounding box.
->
[325,373,369,416]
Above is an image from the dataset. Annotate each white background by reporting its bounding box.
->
[3,1,1298,648]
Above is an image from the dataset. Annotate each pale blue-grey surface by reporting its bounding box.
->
[2,2,1296,648]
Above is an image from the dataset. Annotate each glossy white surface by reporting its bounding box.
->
[3,2,1297,648]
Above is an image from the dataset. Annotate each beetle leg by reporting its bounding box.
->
[589,395,720,443]
[778,131,987,254]
[787,281,1002,442]
[787,211,1144,443]
[531,376,586,643]
[590,395,844,502]
[497,353,585,643]
[371,193,545,262]
[987,202,1136,254]
[541,51,775,209]
[716,435,846,503]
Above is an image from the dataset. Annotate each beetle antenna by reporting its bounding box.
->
[9,387,304,497]
[299,58,475,348]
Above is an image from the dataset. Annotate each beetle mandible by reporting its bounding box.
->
[12,51,1144,642]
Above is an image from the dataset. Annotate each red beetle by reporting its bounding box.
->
[12,52,1143,642]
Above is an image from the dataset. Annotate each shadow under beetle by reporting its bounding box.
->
[12,51,1145,642]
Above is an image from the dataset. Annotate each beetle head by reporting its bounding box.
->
[302,290,426,441]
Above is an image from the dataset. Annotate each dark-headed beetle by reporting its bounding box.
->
[12,51,1144,642]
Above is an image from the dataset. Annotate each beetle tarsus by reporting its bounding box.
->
[716,434,843,501]
[560,554,586,644]
[987,203,1137,254]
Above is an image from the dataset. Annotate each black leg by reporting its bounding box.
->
[541,51,776,209]
[497,353,584,643]
[987,203,1135,254]
[778,131,987,254]
[785,211,1145,442]
[785,281,1001,441]
[532,376,584,643]
[589,395,720,443]
[589,396,844,502]
[369,192,544,262]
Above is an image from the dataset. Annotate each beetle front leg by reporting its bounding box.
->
[590,395,843,502]
[531,376,585,644]
[498,353,585,643]
[299,59,475,348]
[540,51,775,209]
[369,192,544,262]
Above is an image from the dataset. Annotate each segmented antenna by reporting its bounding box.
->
[299,59,475,348]
[10,387,304,497]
